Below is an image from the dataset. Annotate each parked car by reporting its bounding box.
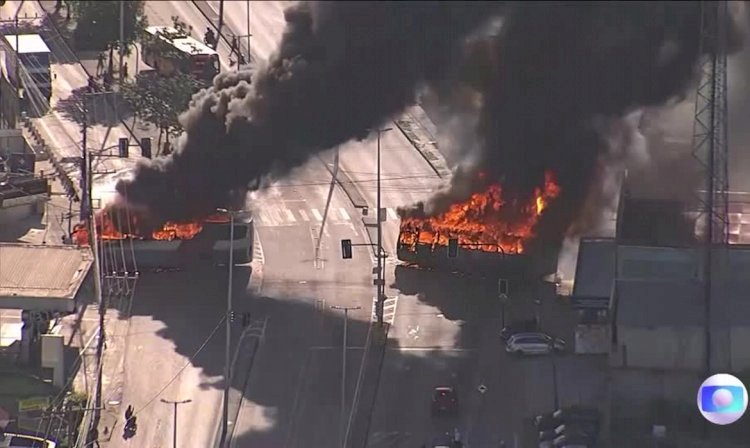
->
[535,406,602,429]
[0,432,57,448]
[431,386,459,416]
[505,332,566,355]
[500,318,539,341]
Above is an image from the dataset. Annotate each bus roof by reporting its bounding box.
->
[144,26,218,56]
[3,34,51,54]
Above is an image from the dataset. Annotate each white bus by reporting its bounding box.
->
[141,26,219,83]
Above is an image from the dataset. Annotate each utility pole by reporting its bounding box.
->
[13,1,23,114]
[216,207,249,447]
[119,0,125,84]
[161,398,191,448]
[315,147,339,268]
[216,0,224,51]
[691,0,730,378]
[331,305,361,448]
[245,0,251,62]
[375,128,392,326]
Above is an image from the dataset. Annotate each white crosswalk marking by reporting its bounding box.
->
[311,208,323,221]
[284,209,296,222]
[338,208,350,221]
[259,210,272,225]
[372,296,399,325]
[387,207,399,221]
[298,209,310,221]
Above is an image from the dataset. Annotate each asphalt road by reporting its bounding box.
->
[367,267,610,447]
[143,2,379,447]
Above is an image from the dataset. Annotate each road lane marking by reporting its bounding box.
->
[283,208,296,222]
[298,209,310,221]
[338,208,350,221]
[311,208,323,221]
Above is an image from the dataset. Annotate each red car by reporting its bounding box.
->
[431,386,459,416]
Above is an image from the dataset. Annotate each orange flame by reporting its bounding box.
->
[72,209,233,246]
[398,171,561,254]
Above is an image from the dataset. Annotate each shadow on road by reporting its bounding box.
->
[54,86,132,127]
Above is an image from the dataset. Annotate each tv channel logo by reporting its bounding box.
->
[697,373,748,425]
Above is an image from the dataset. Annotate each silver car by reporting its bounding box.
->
[505,332,566,356]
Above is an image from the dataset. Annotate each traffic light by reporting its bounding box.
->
[118,138,129,158]
[341,239,353,259]
[141,137,152,159]
[447,238,459,258]
[230,311,236,323]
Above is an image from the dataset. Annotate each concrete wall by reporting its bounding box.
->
[730,326,750,371]
[613,324,750,372]
[615,325,705,371]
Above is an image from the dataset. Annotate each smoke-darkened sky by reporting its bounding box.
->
[116,1,745,246]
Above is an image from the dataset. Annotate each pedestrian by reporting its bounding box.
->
[122,61,129,80]
[96,53,105,77]
[230,36,239,58]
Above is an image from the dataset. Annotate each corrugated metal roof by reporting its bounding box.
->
[3,34,51,54]
[0,243,93,299]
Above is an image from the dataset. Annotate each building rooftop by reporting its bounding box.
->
[0,243,93,307]
[576,243,750,328]
[3,34,51,54]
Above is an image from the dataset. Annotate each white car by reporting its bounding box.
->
[0,432,57,448]
[505,332,566,356]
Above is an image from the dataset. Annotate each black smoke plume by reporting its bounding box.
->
[407,1,732,251]
[117,1,741,251]
[116,1,503,223]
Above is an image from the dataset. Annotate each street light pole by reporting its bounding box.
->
[375,127,392,326]
[119,0,124,83]
[160,398,191,448]
[216,207,236,446]
[331,305,361,448]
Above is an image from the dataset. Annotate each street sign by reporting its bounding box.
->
[18,396,50,413]
[497,278,509,298]
[477,384,487,394]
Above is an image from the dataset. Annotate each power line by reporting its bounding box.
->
[133,314,225,416]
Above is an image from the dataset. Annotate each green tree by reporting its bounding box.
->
[68,0,147,52]
[120,72,198,153]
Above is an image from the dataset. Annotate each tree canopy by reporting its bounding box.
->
[69,0,147,52]
[120,72,198,150]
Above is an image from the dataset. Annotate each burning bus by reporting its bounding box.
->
[396,171,561,276]
[72,208,253,268]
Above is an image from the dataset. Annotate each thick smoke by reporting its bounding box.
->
[118,1,743,252]
[411,2,721,250]
[116,1,502,223]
